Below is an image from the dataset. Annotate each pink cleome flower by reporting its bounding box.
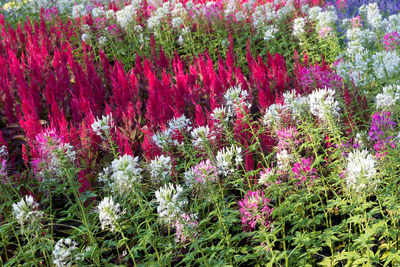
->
[239,190,273,231]
[292,158,317,186]
[383,32,400,51]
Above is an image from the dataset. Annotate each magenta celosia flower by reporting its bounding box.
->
[383,32,400,51]
[292,158,317,186]
[174,213,199,245]
[239,190,273,231]
[193,159,219,185]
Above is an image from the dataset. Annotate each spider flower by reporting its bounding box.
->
[239,190,273,231]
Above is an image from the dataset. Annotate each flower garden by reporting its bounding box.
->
[1,0,400,265]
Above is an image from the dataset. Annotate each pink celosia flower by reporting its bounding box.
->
[239,190,273,231]
[292,158,317,186]
[174,213,199,245]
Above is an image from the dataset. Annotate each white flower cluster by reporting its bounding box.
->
[263,103,285,128]
[258,168,275,185]
[152,115,192,150]
[308,88,341,124]
[308,6,322,21]
[345,150,378,193]
[97,196,125,232]
[98,36,107,46]
[371,51,400,81]
[149,155,172,183]
[116,2,140,31]
[283,90,308,119]
[211,106,232,129]
[335,51,371,86]
[91,114,113,137]
[152,129,173,149]
[191,126,215,148]
[184,167,196,188]
[53,238,83,267]
[264,25,278,41]
[263,90,307,128]
[252,4,277,31]
[155,183,187,224]
[168,115,192,132]
[34,131,77,183]
[148,2,171,30]
[293,17,306,38]
[375,84,400,110]
[359,3,382,29]
[215,145,243,176]
[315,6,337,29]
[100,155,142,196]
[92,7,105,18]
[344,27,375,56]
[212,85,252,129]
[277,149,294,172]
[224,85,252,113]
[12,195,43,233]
[72,4,87,18]
[0,145,8,158]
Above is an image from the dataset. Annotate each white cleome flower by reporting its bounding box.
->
[149,155,172,183]
[308,87,341,124]
[345,149,378,193]
[215,145,243,176]
[168,115,192,133]
[224,85,252,112]
[277,149,294,172]
[283,89,308,120]
[293,17,306,38]
[263,103,286,128]
[191,126,215,148]
[116,3,140,31]
[375,84,400,110]
[12,195,43,232]
[97,196,125,232]
[53,238,83,267]
[359,3,382,29]
[91,114,113,137]
[155,183,187,224]
[100,155,143,196]
[98,36,107,46]
[0,145,8,158]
